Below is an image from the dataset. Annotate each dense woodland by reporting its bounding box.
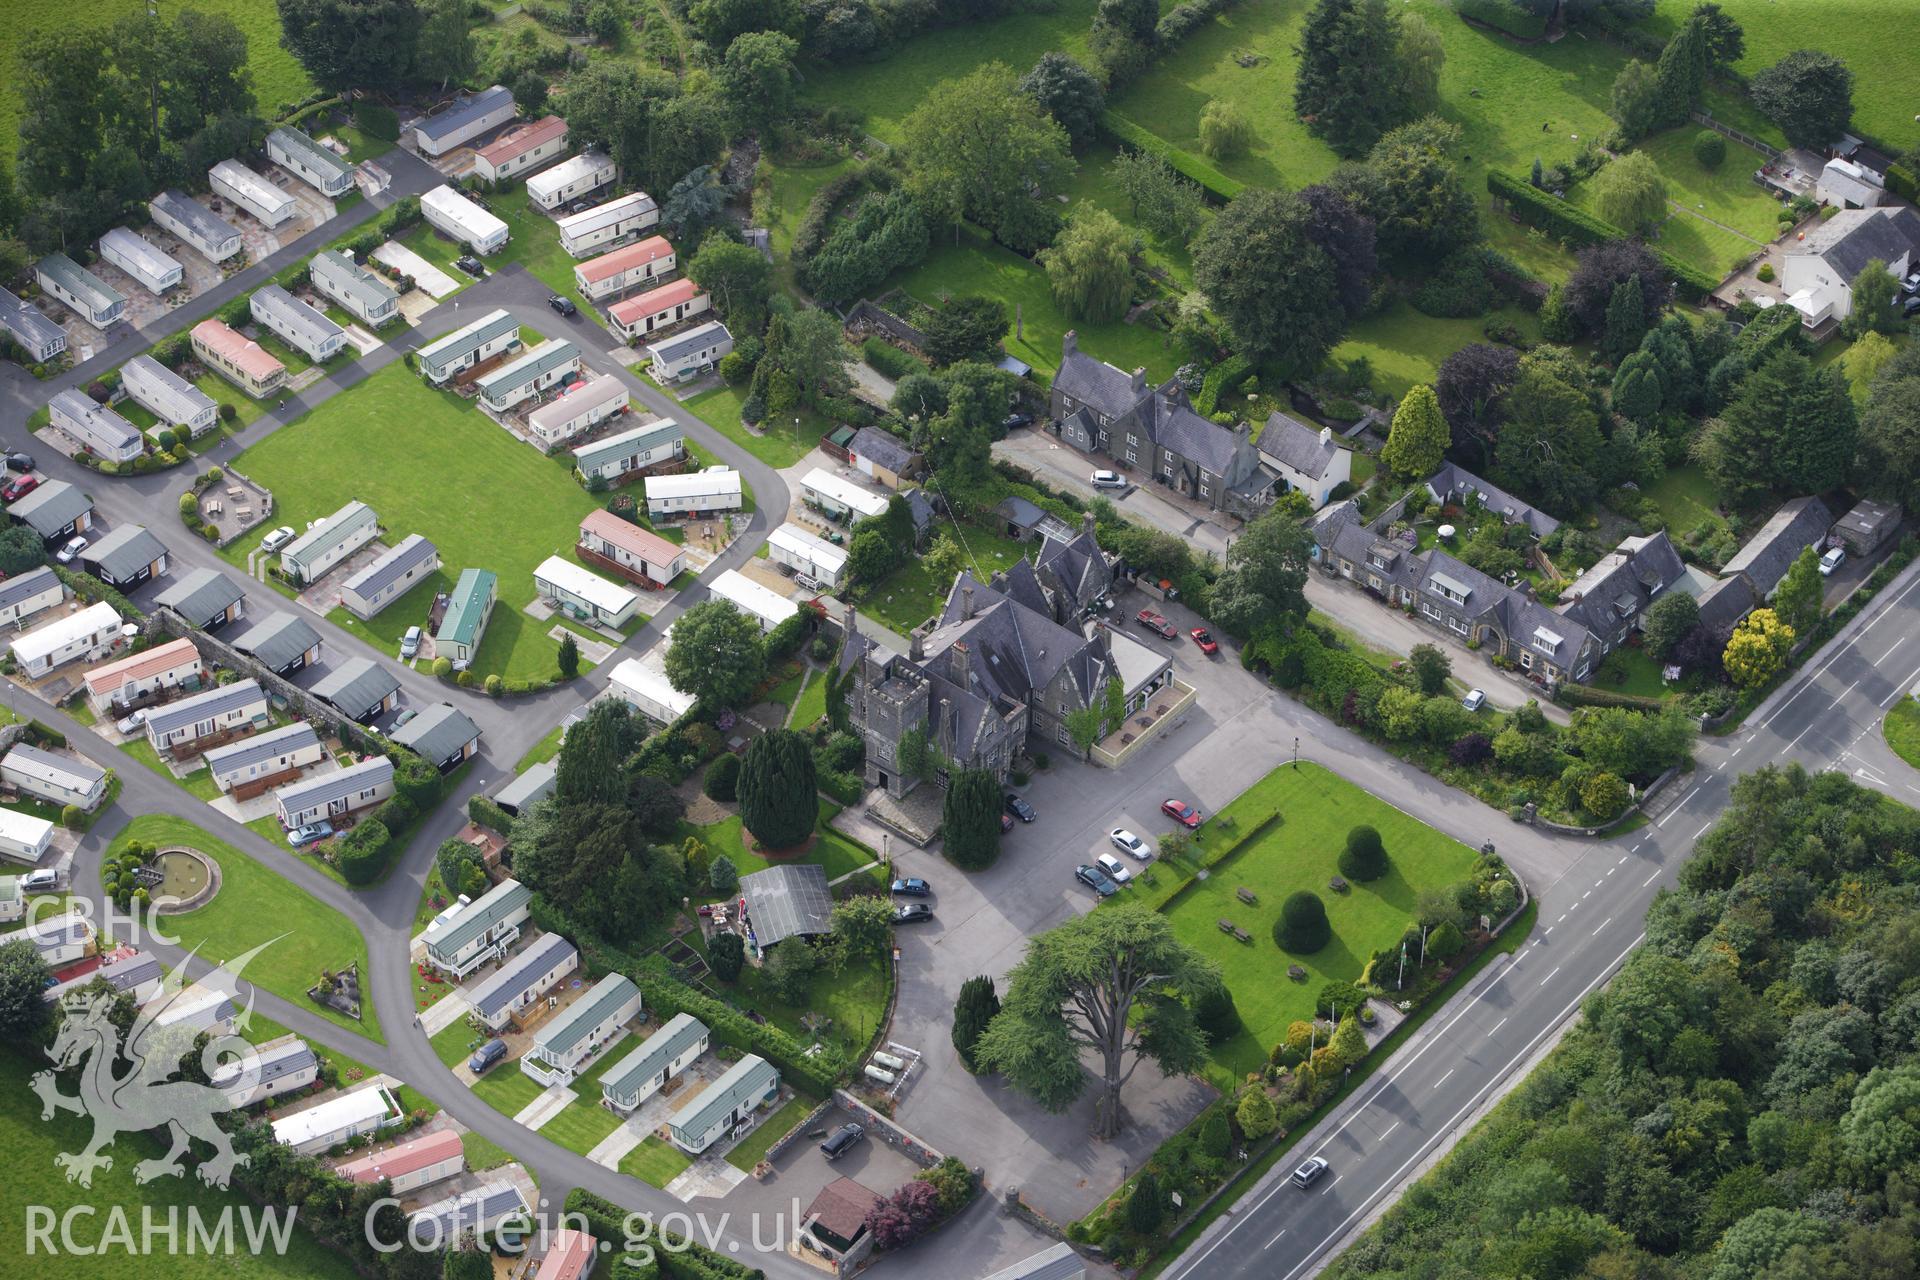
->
[1328,766,1920,1280]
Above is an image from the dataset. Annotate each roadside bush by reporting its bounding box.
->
[1275,891,1331,953]
[60,804,84,830]
[1427,920,1465,960]
[862,337,925,380]
[1338,825,1388,882]
[336,820,393,885]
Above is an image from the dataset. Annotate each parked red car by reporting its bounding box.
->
[1,473,39,503]
[1189,627,1219,655]
[1136,609,1176,639]
[1162,800,1202,828]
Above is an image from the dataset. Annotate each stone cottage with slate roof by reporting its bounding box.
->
[1256,411,1351,510]
[1555,532,1686,660]
[1720,496,1836,602]
[1050,332,1273,516]
[1425,463,1562,539]
[1782,206,1920,332]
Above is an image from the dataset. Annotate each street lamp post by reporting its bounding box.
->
[1293,737,1299,768]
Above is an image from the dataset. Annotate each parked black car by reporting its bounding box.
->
[1004,794,1036,823]
[5,451,34,473]
[455,256,485,278]
[893,904,934,925]
[890,877,931,897]
[820,1124,865,1160]
[548,294,578,317]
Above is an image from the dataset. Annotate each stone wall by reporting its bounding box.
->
[147,608,376,754]
[830,1089,944,1169]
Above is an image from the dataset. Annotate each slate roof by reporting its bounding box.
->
[312,249,398,313]
[1143,382,1246,475]
[312,657,400,718]
[214,1035,317,1093]
[150,191,241,249]
[143,678,263,738]
[996,496,1047,532]
[494,760,556,815]
[1721,495,1836,597]
[0,566,60,612]
[85,524,167,580]
[275,755,391,817]
[341,534,437,602]
[1034,527,1113,613]
[231,612,321,671]
[740,863,832,946]
[1426,463,1561,538]
[203,721,320,780]
[1054,337,1142,419]
[3,743,106,793]
[1257,411,1339,480]
[903,488,936,533]
[413,86,515,146]
[649,321,730,364]
[602,1012,707,1102]
[38,254,124,317]
[848,426,917,476]
[928,571,1105,715]
[1799,206,1920,284]
[1557,532,1685,633]
[409,1181,528,1246]
[392,702,479,764]
[1694,573,1756,636]
[8,480,92,538]
[467,933,576,1020]
[155,568,244,625]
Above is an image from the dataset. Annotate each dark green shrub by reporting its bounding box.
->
[1276,891,1331,953]
[703,753,742,802]
[1194,983,1242,1041]
[1338,825,1388,882]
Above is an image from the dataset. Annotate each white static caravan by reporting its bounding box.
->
[526,374,628,448]
[645,320,732,383]
[310,250,399,328]
[800,467,890,521]
[532,556,641,629]
[421,185,509,257]
[212,1034,320,1108]
[644,468,742,520]
[527,151,616,211]
[250,284,345,364]
[0,567,66,630]
[266,127,356,198]
[601,1012,710,1113]
[768,523,849,591]
[0,808,55,865]
[36,254,126,328]
[120,355,218,437]
[97,228,183,295]
[411,85,516,157]
[709,569,799,635]
[338,533,439,620]
[578,508,685,586]
[1,744,109,810]
[474,339,580,412]
[608,653,695,726]
[209,160,297,228]
[280,499,379,585]
[572,417,683,485]
[667,1054,780,1155]
[270,1084,400,1154]
[520,974,642,1086]
[274,755,394,829]
[336,1129,466,1197]
[422,878,533,979]
[48,388,143,463]
[149,191,244,264]
[83,636,203,716]
[557,191,659,258]
[416,309,519,384]
[0,287,66,363]
[10,602,123,678]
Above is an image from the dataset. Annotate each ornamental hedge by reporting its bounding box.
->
[1100,111,1246,203]
[1488,171,1721,301]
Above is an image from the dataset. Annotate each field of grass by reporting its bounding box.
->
[860,518,1034,636]
[462,1130,516,1172]
[790,667,831,729]
[540,1097,626,1156]
[1330,303,1543,401]
[0,1049,361,1280]
[1643,0,1919,154]
[1643,462,1720,538]
[107,815,383,1043]
[0,0,315,152]
[431,1020,482,1069]
[729,953,892,1061]
[1884,697,1920,769]
[725,1095,814,1171]
[470,1059,547,1118]
[619,1135,693,1187]
[681,383,830,469]
[1561,127,1781,276]
[1158,762,1478,1078]
[220,362,601,682]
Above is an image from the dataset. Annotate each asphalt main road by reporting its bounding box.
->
[1163,554,1920,1280]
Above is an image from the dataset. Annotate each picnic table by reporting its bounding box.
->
[1236,887,1258,905]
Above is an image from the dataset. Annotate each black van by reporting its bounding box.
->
[468,1039,508,1075]
[819,1123,865,1160]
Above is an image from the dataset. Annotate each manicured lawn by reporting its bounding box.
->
[1633,127,1784,245]
[1331,303,1542,401]
[220,362,601,683]
[1885,697,1920,770]
[431,1020,483,1069]
[1592,643,1676,700]
[684,797,878,886]
[1644,463,1720,538]
[1157,762,1478,1079]
[1643,0,1918,153]
[0,0,314,151]
[860,519,1035,636]
[619,1136,693,1187]
[725,1095,814,1171]
[797,0,1100,144]
[108,815,383,1043]
[462,1130,516,1172]
[470,1061,547,1119]
[517,723,568,772]
[790,668,831,729]
[729,954,892,1061]
[682,383,831,469]
[765,663,808,715]
[540,1098,627,1156]
[886,226,1181,382]
[0,1048,362,1280]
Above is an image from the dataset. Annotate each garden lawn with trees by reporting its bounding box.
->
[108,816,383,1042]
[219,363,601,684]
[1157,763,1479,1081]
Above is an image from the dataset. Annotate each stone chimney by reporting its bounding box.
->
[909,628,924,662]
[951,643,970,687]
[1320,426,1333,447]
[1130,367,1147,396]
[962,584,976,620]
[1082,509,1096,538]
[1062,330,1078,356]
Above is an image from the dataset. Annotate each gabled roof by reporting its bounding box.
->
[528,151,613,201]
[417,309,516,371]
[475,340,578,397]
[673,1054,778,1139]
[37,254,125,316]
[426,878,531,959]
[312,249,398,313]
[574,416,682,471]
[414,85,515,145]
[1256,411,1339,480]
[84,524,167,579]
[1558,532,1685,632]
[475,115,567,166]
[848,426,918,476]
[533,974,639,1059]
[341,533,437,602]
[268,127,354,184]
[85,636,199,699]
[602,1011,707,1100]
[212,1034,316,1091]
[311,656,400,717]
[437,569,497,648]
[252,284,342,352]
[282,500,377,568]
[648,320,730,363]
[231,612,321,671]
[982,1242,1088,1280]
[926,570,1105,714]
[1143,380,1248,476]
[534,1229,596,1280]
[1054,333,1142,419]
[1796,206,1920,284]
[609,278,701,326]
[151,191,241,248]
[8,480,92,537]
[191,319,284,383]
[275,754,392,814]
[1695,573,1756,635]
[210,160,294,214]
[99,229,181,283]
[1426,463,1561,538]
[336,1129,464,1185]
[409,1180,527,1245]
[577,236,673,285]
[143,678,264,738]
[391,702,480,763]
[494,760,557,814]
[467,933,576,1019]
[557,191,658,240]
[122,354,216,424]
[0,285,66,353]
[49,389,141,454]
[203,720,320,779]
[739,863,832,946]
[0,565,62,612]
[1721,495,1836,597]
[528,374,626,432]
[580,508,680,567]
[12,601,121,666]
[155,568,244,624]
[3,743,106,792]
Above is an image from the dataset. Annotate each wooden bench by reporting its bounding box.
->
[1233,927,1253,944]
[1217,918,1236,935]
[1329,876,1349,894]
[1236,887,1258,905]
[1287,964,1308,981]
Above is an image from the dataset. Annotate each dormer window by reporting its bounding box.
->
[1429,572,1471,605]
[1532,626,1563,655]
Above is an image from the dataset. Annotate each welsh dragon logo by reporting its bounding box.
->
[30,941,277,1189]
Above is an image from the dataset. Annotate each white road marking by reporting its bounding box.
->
[1433,1069,1454,1090]
[1582,890,1591,900]
[1321,1175,1341,1194]
[1616,855,1627,865]
[1266,1228,1288,1250]
[1730,745,1743,757]
[1592,918,1612,936]
[1882,639,1904,662]
[1380,1121,1399,1140]
[1486,1017,1508,1038]
[1692,820,1713,840]
[1540,966,1561,987]
[1556,913,1566,923]
[1658,786,1701,824]
[1543,927,1553,936]
[1642,870,1660,887]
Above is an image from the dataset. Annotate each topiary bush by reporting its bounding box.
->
[1693,130,1726,167]
[703,752,742,802]
[1428,920,1465,960]
[1275,891,1331,953]
[1338,825,1388,882]
[1193,982,1242,1042]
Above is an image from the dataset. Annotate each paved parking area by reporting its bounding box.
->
[717,1103,926,1223]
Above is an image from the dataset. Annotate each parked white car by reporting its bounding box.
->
[1091,469,1126,489]
[1109,829,1152,860]
[1095,852,1133,884]
[1820,546,1846,576]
